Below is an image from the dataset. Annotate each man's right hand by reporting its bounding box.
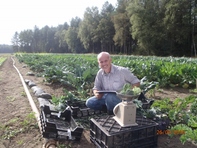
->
[93,90,103,99]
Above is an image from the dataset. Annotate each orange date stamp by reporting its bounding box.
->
[157,130,185,135]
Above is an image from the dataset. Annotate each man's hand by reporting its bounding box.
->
[132,82,140,88]
[93,90,103,99]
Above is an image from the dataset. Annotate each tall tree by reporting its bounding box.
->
[78,7,101,53]
[190,0,197,56]
[45,27,57,52]
[65,17,86,53]
[18,29,33,52]
[164,0,194,56]
[113,0,134,54]
[32,26,41,52]
[11,32,19,52]
[98,2,115,53]
[127,0,166,55]
[54,23,69,53]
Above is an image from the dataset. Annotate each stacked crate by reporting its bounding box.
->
[90,115,158,148]
[39,105,84,141]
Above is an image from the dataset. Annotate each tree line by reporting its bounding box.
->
[11,0,197,57]
[0,44,13,53]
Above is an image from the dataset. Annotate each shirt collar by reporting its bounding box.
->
[102,64,115,75]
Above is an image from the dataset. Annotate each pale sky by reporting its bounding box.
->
[0,0,117,45]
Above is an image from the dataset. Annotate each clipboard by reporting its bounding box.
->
[97,90,117,94]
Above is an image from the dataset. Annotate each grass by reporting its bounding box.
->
[21,91,26,97]
[21,112,36,126]
[0,56,7,66]
[190,88,197,93]
[16,140,24,146]
[6,96,16,102]
[0,112,38,140]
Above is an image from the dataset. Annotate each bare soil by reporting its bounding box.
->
[0,55,196,148]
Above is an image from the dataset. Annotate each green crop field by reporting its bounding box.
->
[15,53,197,144]
[16,53,197,90]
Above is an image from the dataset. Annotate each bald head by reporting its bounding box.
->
[97,52,111,61]
[97,52,112,73]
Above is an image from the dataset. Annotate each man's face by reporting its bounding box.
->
[98,54,111,73]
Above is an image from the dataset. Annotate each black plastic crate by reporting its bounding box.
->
[40,105,84,141]
[66,100,105,118]
[66,94,153,118]
[90,115,158,148]
[137,93,154,109]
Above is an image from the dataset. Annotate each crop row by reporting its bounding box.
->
[16,53,197,89]
[15,53,197,145]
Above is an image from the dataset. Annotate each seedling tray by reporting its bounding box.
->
[66,100,105,118]
[90,115,158,148]
[65,94,153,119]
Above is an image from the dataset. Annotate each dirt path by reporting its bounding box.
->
[0,56,93,148]
[0,56,43,148]
[0,55,196,148]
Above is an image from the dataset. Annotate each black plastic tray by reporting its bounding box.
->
[40,105,83,141]
[66,100,106,118]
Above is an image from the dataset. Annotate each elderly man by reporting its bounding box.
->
[86,52,140,114]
